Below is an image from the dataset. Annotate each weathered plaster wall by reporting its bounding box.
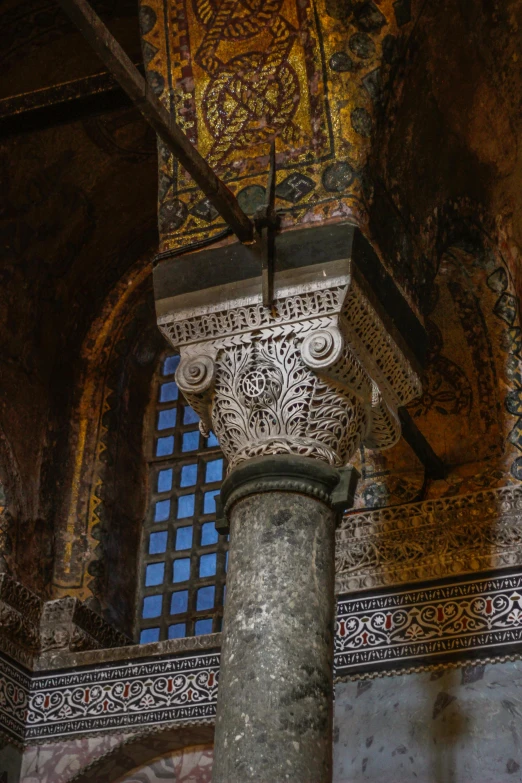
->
[0,110,156,600]
[334,661,522,783]
[370,0,522,310]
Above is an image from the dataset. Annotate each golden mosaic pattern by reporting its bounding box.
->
[140,0,412,251]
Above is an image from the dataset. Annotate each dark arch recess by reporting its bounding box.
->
[69,726,214,783]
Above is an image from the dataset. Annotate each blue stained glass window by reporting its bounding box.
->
[173,558,191,583]
[203,490,220,514]
[201,521,219,546]
[139,354,228,644]
[183,406,199,425]
[140,627,160,644]
[158,409,177,430]
[182,431,199,452]
[157,469,173,493]
[177,494,195,518]
[195,619,213,635]
[170,590,189,614]
[145,562,165,586]
[180,464,197,487]
[168,623,187,639]
[159,382,178,402]
[156,436,174,457]
[199,552,217,577]
[206,431,219,447]
[205,458,223,483]
[163,355,180,375]
[154,499,170,522]
[175,526,193,550]
[225,551,229,572]
[197,586,215,611]
[149,531,168,554]
[142,595,162,618]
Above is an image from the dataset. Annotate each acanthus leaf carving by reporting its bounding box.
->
[159,273,421,469]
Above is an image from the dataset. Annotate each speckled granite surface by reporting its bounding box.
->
[334,660,522,783]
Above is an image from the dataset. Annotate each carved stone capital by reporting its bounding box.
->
[157,252,421,471]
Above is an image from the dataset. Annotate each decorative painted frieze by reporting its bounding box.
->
[0,653,31,743]
[5,565,522,742]
[335,570,522,679]
[26,651,219,742]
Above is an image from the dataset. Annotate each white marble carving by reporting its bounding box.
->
[159,262,421,469]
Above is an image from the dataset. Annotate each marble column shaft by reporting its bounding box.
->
[213,462,338,783]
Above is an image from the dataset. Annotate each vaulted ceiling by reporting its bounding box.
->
[1,0,522,598]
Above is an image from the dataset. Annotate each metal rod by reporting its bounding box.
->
[55,0,254,243]
[398,407,446,480]
[259,140,277,307]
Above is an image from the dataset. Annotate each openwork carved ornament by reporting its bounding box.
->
[336,485,522,593]
[163,264,421,470]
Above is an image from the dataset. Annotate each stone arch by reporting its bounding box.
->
[50,254,169,637]
[20,726,214,783]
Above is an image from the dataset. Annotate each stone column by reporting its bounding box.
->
[155,242,421,782]
[213,455,342,783]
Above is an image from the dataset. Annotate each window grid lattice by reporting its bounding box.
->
[138,354,228,644]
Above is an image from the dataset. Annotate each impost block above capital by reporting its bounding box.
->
[154,224,423,470]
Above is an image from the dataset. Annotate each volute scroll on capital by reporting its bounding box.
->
[155,225,423,472]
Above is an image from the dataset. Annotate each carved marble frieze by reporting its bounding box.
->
[0,577,129,668]
[159,264,421,471]
[336,485,522,594]
[39,597,130,658]
[0,574,42,667]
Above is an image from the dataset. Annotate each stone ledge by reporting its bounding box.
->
[35,631,222,671]
[0,577,130,668]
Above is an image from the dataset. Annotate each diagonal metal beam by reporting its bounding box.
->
[54,0,254,243]
[398,407,446,480]
[0,68,141,137]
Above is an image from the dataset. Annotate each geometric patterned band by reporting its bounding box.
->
[6,568,522,743]
[335,568,522,678]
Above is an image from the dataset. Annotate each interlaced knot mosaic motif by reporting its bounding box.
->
[195,0,301,165]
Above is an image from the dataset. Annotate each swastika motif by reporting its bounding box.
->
[140,0,414,252]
